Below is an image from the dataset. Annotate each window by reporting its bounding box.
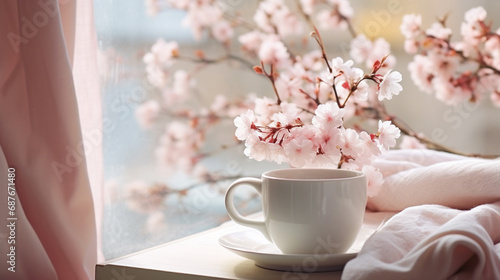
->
[94,0,279,259]
[94,0,500,260]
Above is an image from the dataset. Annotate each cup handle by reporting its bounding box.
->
[225,177,271,241]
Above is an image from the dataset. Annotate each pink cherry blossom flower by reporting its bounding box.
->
[270,112,292,128]
[464,6,487,24]
[359,131,381,158]
[244,135,287,163]
[484,36,500,70]
[212,20,234,43]
[350,35,394,70]
[155,121,202,171]
[150,40,179,63]
[182,3,222,40]
[258,36,291,68]
[143,39,179,88]
[289,125,320,144]
[307,153,339,168]
[145,65,168,88]
[378,70,403,101]
[160,70,194,105]
[428,54,460,81]
[273,9,303,37]
[284,137,316,167]
[125,181,168,214]
[286,62,312,83]
[362,165,384,197]
[210,94,229,113]
[318,127,342,155]
[254,97,280,123]
[300,0,318,15]
[404,39,419,54]
[350,35,372,65]
[341,70,364,101]
[330,57,354,76]
[408,55,433,93]
[317,0,353,30]
[172,70,194,96]
[460,7,488,49]
[329,0,353,18]
[400,135,427,149]
[253,9,274,34]
[490,91,500,107]
[339,128,364,158]
[370,39,395,71]
[317,10,345,30]
[275,74,301,101]
[400,14,422,39]
[425,22,452,40]
[234,110,256,141]
[135,100,161,129]
[254,0,300,37]
[432,77,471,105]
[377,120,400,149]
[300,49,324,71]
[274,102,303,124]
[312,102,345,129]
[476,69,500,97]
[351,80,370,102]
[239,31,264,52]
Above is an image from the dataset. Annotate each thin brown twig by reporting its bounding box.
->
[260,62,282,105]
[376,104,499,159]
[177,54,255,70]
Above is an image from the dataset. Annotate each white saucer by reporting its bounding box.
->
[218,230,359,272]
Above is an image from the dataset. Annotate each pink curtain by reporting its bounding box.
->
[0,0,101,279]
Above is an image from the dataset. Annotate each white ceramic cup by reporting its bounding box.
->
[225,168,367,255]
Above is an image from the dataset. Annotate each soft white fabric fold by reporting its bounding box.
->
[368,149,500,211]
[343,149,500,280]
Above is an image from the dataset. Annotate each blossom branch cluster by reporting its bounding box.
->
[115,172,246,234]
[402,6,500,106]
[137,0,406,197]
[130,0,500,213]
[236,48,402,195]
[138,0,385,181]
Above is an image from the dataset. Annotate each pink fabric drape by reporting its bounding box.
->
[72,0,104,263]
[0,0,100,279]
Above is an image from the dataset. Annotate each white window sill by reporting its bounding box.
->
[96,211,393,280]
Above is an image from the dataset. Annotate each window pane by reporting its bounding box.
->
[94,0,280,259]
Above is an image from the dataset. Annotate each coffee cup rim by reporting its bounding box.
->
[262,168,365,181]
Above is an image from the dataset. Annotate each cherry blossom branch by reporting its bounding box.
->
[425,35,500,76]
[127,174,253,200]
[254,63,282,105]
[256,120,304,145]
[342,14,357,38]
[177,54,255,70]
[310,27,332,73]
[221,10,259,31]
[341,75,369,108]
[195,142,245,160]
[331,77,342,108]
[310,27,347,109]
[391,117,498,158]
[293,0,315,31]
[370,103,499,159]
[299,87,320,106]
